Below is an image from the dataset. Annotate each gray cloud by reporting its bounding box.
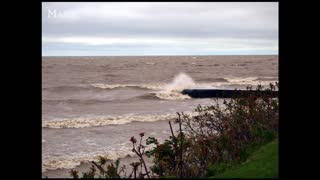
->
[42,2,278,56]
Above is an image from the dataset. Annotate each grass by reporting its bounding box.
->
[210,140,278,178]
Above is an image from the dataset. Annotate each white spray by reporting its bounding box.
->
[155,72,196,100]
[165,72,196,92]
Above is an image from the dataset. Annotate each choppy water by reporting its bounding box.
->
[42,55,278,172]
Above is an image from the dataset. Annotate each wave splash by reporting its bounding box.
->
[154,72,195,100]
[165,72,196,92]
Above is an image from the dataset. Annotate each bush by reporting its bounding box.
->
[145,83,279,177]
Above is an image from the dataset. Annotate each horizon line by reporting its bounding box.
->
[42,54,278,57]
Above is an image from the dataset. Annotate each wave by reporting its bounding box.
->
[43,85,94,92]
[45,77,278,94]
[165,73,195,92]
[145,62,156,65]
[42,113,177,129]
[219,77,278,87]
[254,77,279,81]
[42,148,136,172]
[133,93,160,100]
[43,76,278,104]
[231,63,247,66]
[91,73,195,101]
[143,73,195,100]
[155,91,191,100]
[43,99,113,105]
[91,72,195,92]
[44,84,157,92]
[44,92,191,104]
[42,133,172,172]
[91,83,163,91]
[197,77,229,82]
[91,76,277,91]
[134,92,191,101]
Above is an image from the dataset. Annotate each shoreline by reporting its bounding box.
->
[42,119,177,177]
[42,154,154,178]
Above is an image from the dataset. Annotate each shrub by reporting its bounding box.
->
[145,83,279,177]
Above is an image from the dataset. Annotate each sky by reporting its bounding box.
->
[42,2,278,56]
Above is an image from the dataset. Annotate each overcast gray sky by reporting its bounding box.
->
[42,2,278,56]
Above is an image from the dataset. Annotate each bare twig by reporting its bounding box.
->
[131,134,150,179]
[91,161,107,175]
[169,120,176,140]
[177,112,184,177]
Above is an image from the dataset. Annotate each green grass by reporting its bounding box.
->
[210,140,278,178]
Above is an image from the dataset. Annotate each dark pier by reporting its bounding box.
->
[181,89,278,98]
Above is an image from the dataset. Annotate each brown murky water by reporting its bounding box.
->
[42,55,278,172]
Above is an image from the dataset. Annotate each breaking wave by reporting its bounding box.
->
[152,72,195,100]
[42,148,136,172]
[134,92,191,101]
[154,92,191,100]
[165,72,196,92]
[43,113,177,129]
